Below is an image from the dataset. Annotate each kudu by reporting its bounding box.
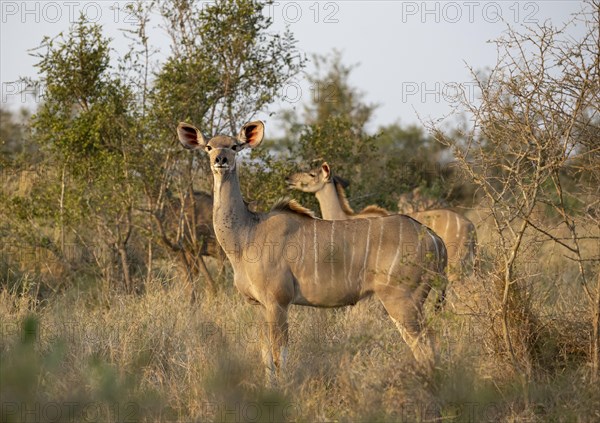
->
[150,189,226,295]
[397,189,477,281]
[164,189,225,261]
[287,162,476,295]
[177,121,447,380]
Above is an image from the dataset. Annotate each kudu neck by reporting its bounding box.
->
[212,169,253,230]
[315,180,352,220]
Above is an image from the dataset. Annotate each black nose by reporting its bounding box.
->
[215,156,228,165]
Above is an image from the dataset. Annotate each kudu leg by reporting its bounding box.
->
[434,270,452,312]
[261,304,289,384]
[375,284,436,374]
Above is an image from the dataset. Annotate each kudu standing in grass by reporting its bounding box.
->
[397,189,477,281]
[287,162,476,299]
[163,190,226,287]
[177,121,447,381]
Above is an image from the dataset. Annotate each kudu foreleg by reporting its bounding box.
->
[261,304,289,384]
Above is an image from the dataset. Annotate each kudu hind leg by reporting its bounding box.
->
[434,270,451,312]
[375,285,436,373]
[261,304,289,383]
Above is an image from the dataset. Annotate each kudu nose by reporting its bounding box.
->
[215,156,228,165]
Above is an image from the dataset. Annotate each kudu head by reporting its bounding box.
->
[286,162,335,193]
[177,121,264,175]
[397,191,415,214]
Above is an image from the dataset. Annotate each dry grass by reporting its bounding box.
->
[2,225,600,422]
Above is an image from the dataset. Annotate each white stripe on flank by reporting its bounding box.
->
[314,219,318,284]
[444,211,451,235]
[302,224,306,263]
[348,224,356,287]
[361,219,372,284]
[342,222,347,283]
[387,218,403,284]
[330,220,335,281]
[455,214,460,240]
[375,219,384,276]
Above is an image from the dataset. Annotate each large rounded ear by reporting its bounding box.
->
[320,162,332,181]
[177,122,207,150]
[237,121,264,149]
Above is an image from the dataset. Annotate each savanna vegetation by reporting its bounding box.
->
[1,0,599,421]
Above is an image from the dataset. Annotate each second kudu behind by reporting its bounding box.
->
[177,121,447,380]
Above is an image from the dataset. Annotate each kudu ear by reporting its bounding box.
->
[321,162,332,181]
[177,123,207,150]
[237,121,264,149]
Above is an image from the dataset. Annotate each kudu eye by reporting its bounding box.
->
[231,144,240,151]
[309,173,316,177]
[206,145,212,152]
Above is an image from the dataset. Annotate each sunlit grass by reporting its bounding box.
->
[1,225,599,422]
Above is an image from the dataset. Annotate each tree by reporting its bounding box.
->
[18,0,305,297]
[304,50,375,128]
[375,122,457,207]
[142,0,304,296]
[272,52,453,213]
[0,108,32,159]
[257,52,381,213]
[30,18,140,293]
[429,1,600,383]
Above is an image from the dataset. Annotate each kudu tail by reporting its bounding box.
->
[429,229,449,313]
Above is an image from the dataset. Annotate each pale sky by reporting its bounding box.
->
[0,1,587,133]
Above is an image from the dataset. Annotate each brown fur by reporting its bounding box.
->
[333,179,358,215]
[333,180,390,218]
[358,205,389,216]
[271,198,317,219]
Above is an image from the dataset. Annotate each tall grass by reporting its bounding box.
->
[2,220,599,422]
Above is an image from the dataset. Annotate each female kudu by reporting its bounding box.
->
[178,122,446,380]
